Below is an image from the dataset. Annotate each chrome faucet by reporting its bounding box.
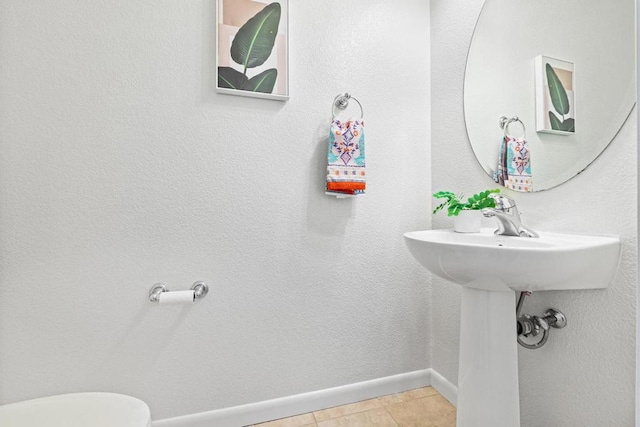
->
[481,194,539,238]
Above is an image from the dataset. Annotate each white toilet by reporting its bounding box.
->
[0,392,151,427]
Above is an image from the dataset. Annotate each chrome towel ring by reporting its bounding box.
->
[499,115,526,139]
[332,93,364,120]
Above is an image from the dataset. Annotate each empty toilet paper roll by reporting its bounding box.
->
[158,290,195,306]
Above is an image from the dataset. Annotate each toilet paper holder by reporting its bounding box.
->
[148,281,209,303]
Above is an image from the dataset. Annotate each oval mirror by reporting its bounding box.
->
[464,0,636,192]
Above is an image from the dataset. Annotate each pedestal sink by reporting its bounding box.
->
[404,228,620,427]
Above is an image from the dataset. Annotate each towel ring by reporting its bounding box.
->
[499,116,526,139]
[332,93,364,120]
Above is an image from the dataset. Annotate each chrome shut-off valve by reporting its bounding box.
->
[516,292,567,349]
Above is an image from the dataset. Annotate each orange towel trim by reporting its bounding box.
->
[327,182,366,191]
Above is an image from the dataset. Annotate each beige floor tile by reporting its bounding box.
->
[313,398,382,422]
[317,407,399,427]
[252,412,317,427]
[378,387,440,406]
[385,395,456,427]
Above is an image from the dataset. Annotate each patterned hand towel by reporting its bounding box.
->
[494,135,532,192]
[326,118,366,196]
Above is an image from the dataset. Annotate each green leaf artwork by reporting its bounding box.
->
[548,111,562,130]
[560,118,575,132]
[231,3,281,73]
[218,2,281,94]
[243,69,278,93]
[218,67,248,90]
[545,62,574,132]
[546,63,570,116]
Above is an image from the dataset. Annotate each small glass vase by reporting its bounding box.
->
[454,210,481,233]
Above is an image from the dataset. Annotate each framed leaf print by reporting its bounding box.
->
[535,55,575,135]
[216,0,289,101]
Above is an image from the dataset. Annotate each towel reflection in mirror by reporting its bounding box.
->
[494,117,532,193]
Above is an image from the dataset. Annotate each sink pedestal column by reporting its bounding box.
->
[457,286,520,427]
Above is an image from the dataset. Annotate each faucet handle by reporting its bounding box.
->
[489,194,521,221]
[489,194,516,210]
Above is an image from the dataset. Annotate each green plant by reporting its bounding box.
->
[432,189,500,217]
[218,2,281,94]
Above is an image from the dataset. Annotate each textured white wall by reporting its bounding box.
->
[0,0,431,420]
[431,1,637,426]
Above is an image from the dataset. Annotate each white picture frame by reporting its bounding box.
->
[535,55,575,135]
[216,0,289,101]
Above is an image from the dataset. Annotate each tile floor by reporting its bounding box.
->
[249,387,456,427]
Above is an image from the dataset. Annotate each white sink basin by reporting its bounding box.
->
[404,228,620,291]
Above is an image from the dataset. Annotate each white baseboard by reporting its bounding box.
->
[429,369,458,406]
[153,369,448,427]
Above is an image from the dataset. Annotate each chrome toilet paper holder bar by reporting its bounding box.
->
[149,281,209,302]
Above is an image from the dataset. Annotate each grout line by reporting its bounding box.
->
[313,398,383,422]
[382,405,401,427]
